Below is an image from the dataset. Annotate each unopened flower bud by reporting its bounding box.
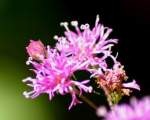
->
[26,40,46,61]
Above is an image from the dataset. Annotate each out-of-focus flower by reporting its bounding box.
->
[23,42,92,110]
[26,40,46,61]
[97,96,150,120]
[96,62,140,106]
[54,15,118,71]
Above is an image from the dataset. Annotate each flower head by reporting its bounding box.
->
[54,15,118,70]
[23,41,92,110]
[98,96,150,120]
[95,62,140,105]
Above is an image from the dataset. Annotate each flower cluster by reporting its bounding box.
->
[97,96,150,120]
[23,15,140,110]
[23,41,92,110]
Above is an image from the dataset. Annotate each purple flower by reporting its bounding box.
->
[54,15,118,71]
[23,15,140,110]
[23,41,92,110]
[122,80,140,91]
[97,96,150,120]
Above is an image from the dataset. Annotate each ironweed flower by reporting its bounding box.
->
[54,15,118,71]
[97,96,150,120]
[23,15,140,110]
[95,62,140,105]
[23,41,92,110]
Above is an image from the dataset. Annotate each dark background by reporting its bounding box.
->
[0,0,149,120]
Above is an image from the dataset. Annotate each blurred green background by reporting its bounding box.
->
[0,0,68,120]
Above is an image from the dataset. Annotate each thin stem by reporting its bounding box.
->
[73,86,97,110]
[79,94,97,110]
[72,73,98,110]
